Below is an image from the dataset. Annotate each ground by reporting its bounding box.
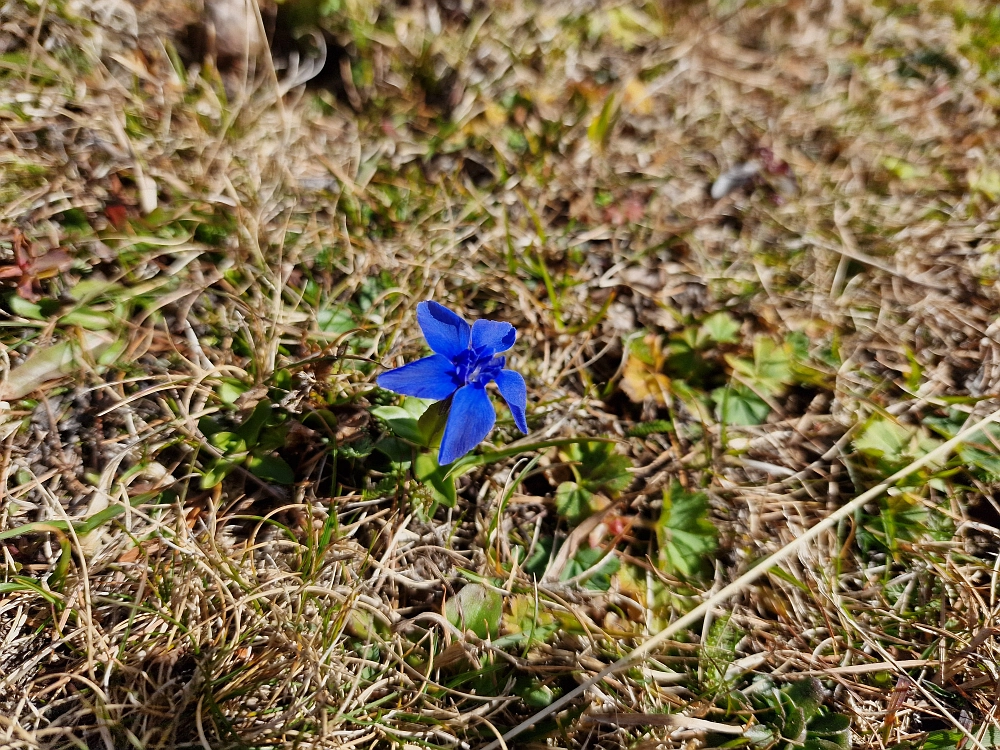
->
[2,0,1000,748]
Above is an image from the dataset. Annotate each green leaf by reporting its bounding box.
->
[587,91,620,147]
[701,311,741,344]
[236,399,272,446]
[712,384,770,426]
[555,481,601,524]
[6,294,46,320]
[744,723,775,748]
[371,405,423,444]
[417,399,450,448]
[727,337,794,397]
[807,714,851,750]
[560,441,633,495]
[854,417,941,465]
[626,419,674,438]
[246,454,294,485]
[445,583,503,639]
[522,536,553,578]
[317,307,355,334]
[854,418,910,461]
[217,379,249,405]
[373,437,412,464]
[701,613,743,692]
[413,451,456,508]
[784,677,824,723]
[200,457,238,488]
[517,680,555,708]
[208,431,247,455]
[561,546,620,591]
[655,482,718,578]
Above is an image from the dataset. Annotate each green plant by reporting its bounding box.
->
[555,441,632,524]
[198,399,294,488]
[655,481,718,578]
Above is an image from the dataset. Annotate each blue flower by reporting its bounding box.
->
[377,301,529,465]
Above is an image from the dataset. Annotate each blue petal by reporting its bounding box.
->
[417,301,470,359]
[439,384,496,465]
[377,354,461,400]
[494,369,528,433]
[471,319,516,355]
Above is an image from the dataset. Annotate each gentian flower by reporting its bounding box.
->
[377,301,528,465]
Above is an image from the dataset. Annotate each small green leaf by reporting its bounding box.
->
[727,337,794,397]
[413,451,456,508]
[587,92,620,147]
[372,405,423,444]
[373,437,412,464]
[784,677,824,723]
[744,723,775,748]
[712,384,770,426]
[808,714,851,750]
[523,536,553,578]
[217,379,248,405]
[854,417,941,465]
[417,399,450,448]
[561,546,620,591]
[854,418,910,461]
[317,307,355,334]
[445,583,503,639]
[560,442,633,495]
[701,311,741,344]
[626,420,674,438]
[200,457,238,488]
[6,294,46,320]
[655,482,718,578]
[555,482,600,524]
[236,399,273,446]
[516,679,556,707]
[208,431,247,454]
[246,454,294,484]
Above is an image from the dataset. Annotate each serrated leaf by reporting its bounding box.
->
[555,481,606,524]
[656,482,718,578]
[445,583,502,639]
[246,454,294,485]
[727,337,793,397]
[561,546,619,591]
[854,418,910,461]
[712,384,770,426]
[560,441,633,495]
[854,417,941,465]
[701,311,741,344]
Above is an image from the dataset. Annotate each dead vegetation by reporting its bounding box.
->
[2,0,1000,748]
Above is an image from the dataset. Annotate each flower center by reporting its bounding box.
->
[454,348,504,386]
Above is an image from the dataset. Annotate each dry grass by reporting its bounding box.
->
[2,0,1000,748]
